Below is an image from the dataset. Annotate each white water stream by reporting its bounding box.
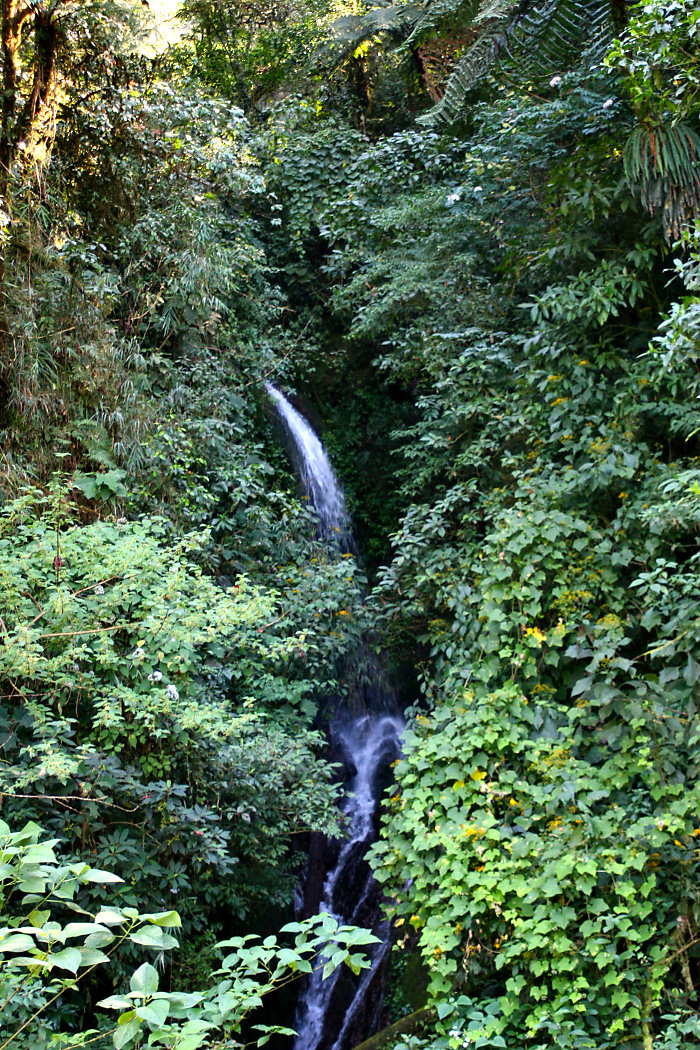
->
[265,382,348,539]
[293,714,405,1050]
[266,383,404,1050]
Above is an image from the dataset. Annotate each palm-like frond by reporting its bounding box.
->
[315,1,424,68]
[418,0,614,123]
[624,122,700,240]
[404,0,485,42]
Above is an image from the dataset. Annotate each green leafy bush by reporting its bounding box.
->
[0,819,378,1050]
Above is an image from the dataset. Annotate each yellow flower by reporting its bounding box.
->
[460,825,484,838]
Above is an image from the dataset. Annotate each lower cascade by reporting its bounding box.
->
[293,713,404,1050]
[267,384,404,1050]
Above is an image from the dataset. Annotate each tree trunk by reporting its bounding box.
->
[350,1007,435,1050]
[609,0,627,33]
[15,9,58,146]
[348,54,371,119]
[0,0,21,206]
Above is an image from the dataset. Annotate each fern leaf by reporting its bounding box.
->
[624,122,700,240]
[404,0,486,44]
[316,3,424,68]
[419,0,614,125]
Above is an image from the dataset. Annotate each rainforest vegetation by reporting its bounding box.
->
[0,0,699,1046]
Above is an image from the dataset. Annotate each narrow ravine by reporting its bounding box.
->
[267,383,404,1050]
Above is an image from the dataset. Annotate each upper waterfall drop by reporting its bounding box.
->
[266,382,348,538]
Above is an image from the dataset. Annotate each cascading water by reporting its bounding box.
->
[293,713,404,1050]
[265,383,349,541]
[266,383,403,1050]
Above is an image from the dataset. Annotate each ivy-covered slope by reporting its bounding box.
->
[259,1,700,1045]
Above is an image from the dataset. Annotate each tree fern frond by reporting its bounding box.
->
[416,32,480,100]
[502,0,612,76]
[624,122,700,240]
[419,0,614,124]
[417,14,517,122]
[404,0,485,44]
[315,3,423,68]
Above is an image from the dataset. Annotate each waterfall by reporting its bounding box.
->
[265,382,348,539]
[266,383,404,1050]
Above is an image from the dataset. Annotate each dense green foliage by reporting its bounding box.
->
[0,2,370,1041]
[1,0,700,1046]
[251,0,700,1045]
[0,819,377,1049]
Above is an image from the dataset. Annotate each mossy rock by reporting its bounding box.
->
[400,951,430,1011]
[351,1007,435,1050]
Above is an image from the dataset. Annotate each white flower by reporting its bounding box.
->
[446,191,462,204]
[166,684,179,701]
[117,517,127,525]
[241,812,251,823]
[602,98,614,109]
[148,670,163,682]
[94,584,105,596]
[473,186,483,194]
[550,75,562,87]
[132,646,145,659]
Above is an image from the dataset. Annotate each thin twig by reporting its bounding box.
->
[38,622,136,640]
[59,1027,118,1050]
[2,792,138,812]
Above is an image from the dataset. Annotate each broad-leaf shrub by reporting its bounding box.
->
[0,820,378,1050]
[0,484,343,955]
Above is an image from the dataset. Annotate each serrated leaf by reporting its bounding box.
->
[63,922,110,939]
[130,926,177,949]
[86,929,116,948]
[113,1018,141,1049]
[98,996,134,1011]
[135,1000,169,1026]
[0,933,37,953]
[141,910,181,927]
[79,947,111,966]
[95,908,127,926]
